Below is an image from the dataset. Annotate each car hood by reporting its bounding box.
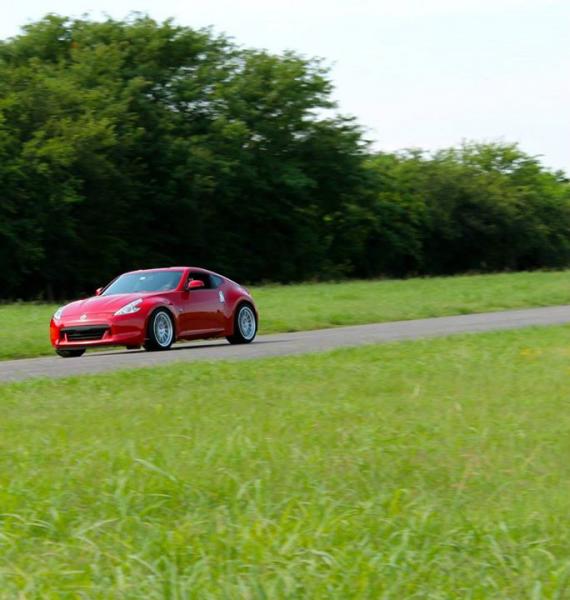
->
[61,294,145,317]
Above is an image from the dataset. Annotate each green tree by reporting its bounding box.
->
[0,15,369,298]
[364,143,570,276]
[1,16,568,299]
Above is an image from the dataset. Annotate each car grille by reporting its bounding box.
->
[61,326,109,342]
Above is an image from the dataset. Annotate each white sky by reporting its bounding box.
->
[2,0,569,171]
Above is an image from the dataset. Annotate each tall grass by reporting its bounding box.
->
[2,269,570,361]
[1,325,570,596]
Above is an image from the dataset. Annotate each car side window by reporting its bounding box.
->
[211,275,223,288]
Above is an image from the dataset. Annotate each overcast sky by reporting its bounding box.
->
[2,0,569,171]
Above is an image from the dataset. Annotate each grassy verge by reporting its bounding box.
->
[3,269,570,360]
[1,326,570,596]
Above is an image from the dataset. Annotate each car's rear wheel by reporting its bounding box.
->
[227,304,257,344]
[56,349,85,358]
[144,309,175,351]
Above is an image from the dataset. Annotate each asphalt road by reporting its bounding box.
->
[2,305,570,383]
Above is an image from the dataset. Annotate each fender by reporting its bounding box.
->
[222,286,258,336]
[142,297,179,340]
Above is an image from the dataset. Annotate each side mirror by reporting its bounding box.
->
[186,279,205,291]
[95,287,103,296]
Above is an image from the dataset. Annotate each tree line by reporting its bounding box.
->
[0,15,569,300]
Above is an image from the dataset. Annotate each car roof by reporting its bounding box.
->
[122,266,209,275]
[123,266,220,275]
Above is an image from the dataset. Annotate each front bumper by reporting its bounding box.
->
[50,314,146,349]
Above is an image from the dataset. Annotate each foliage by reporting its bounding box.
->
[0,15,367,298]
[363,144,570,277]
[0,16,569,299]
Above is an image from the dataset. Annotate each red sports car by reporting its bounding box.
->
[50,267,258,357]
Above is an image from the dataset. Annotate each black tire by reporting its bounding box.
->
[56,349,85,358]
[144,309,175,351]
[227,303,257,344]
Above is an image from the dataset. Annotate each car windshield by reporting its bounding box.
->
[102,270,183,295]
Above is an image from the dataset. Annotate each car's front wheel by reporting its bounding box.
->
[227,304,257,344]
[56,349,86,358]
[144,309,175,351]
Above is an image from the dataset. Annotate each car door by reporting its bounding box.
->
[178,271,225,335]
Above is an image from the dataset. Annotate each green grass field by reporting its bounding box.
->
[2,269,570,361]
[1,325,570,597]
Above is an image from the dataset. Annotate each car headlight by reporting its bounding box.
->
[53,306,65,321]
[114,298,143,316]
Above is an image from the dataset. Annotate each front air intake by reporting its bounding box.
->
[61,326,109,342]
